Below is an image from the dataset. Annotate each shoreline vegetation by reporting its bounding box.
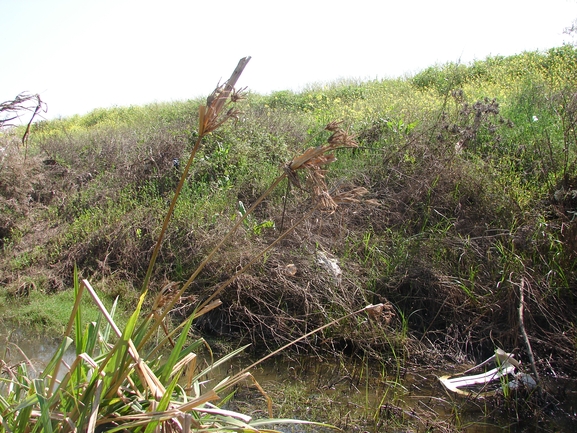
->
[1,47,577,430]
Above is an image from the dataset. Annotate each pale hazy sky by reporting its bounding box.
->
[2,0,576,119]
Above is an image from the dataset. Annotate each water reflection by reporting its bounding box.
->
[0,324,75,377]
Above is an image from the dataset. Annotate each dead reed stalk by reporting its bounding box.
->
[140,57,251,297]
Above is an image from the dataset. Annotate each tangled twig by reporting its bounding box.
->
[0,92,47,158]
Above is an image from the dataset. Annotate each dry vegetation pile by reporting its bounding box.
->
[1,48,576,383]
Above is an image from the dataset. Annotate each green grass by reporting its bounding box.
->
[0,281,129,334]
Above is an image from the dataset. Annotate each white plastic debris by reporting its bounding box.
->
[316,251,342,285]
[439,348,536,397]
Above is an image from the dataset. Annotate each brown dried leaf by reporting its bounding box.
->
[325,120,344,132]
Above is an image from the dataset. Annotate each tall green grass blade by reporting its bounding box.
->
[100,338,133,399]
[75,377,106,429]
[33,379,53,433]
[192,344,250,390]
[8,363,31,402]
[13,392,39,412]
[0,395,10,411]
[14,397,34,433]
[124,286,146,339]
[68,321,100,388]
[43,336,73,397]
[14,403,34,433]
[9,382,37,432]
[100,290,147,395]
[157,314,195,383]
[100,296,119,349]
[73,265,83,355]
[143,374,181,433]
[131,315,154,352]
[83,320,100,359]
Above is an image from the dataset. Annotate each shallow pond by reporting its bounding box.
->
[1,327,575,432]
[222,354,577,432]
[0,325,76,374]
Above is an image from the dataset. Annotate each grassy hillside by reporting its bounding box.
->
[1,46,576,376]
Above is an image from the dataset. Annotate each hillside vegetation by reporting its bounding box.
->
[1,46,576,375]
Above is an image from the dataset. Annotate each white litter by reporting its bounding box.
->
[439,348,536,397]
[316,251,342,285]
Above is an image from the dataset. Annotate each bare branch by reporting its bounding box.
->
[0,92,47,158]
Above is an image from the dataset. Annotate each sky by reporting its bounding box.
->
[2,0,576,120]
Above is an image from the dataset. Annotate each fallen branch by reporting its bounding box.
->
[0,92,47,159]
[518,277,541,394]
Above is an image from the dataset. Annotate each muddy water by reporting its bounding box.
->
[1,328,576,432]
[0,325,76,374]
[203,353,577,432]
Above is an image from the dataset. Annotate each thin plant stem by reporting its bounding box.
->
[140,132,205,296]
[518,277,541,394]
[135,173,286,350]
[221,304,384,392]
[140,57,251,296]
[181,173,287,294]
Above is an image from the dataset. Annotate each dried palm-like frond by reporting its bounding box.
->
[285,121,358,211]
[288,121,357,171]
[230,86,248,103]
[325,120,343,132]
[332,187,369,204]
[306,165,335,211]
[199,58,251,135]
[328,128,357,148]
